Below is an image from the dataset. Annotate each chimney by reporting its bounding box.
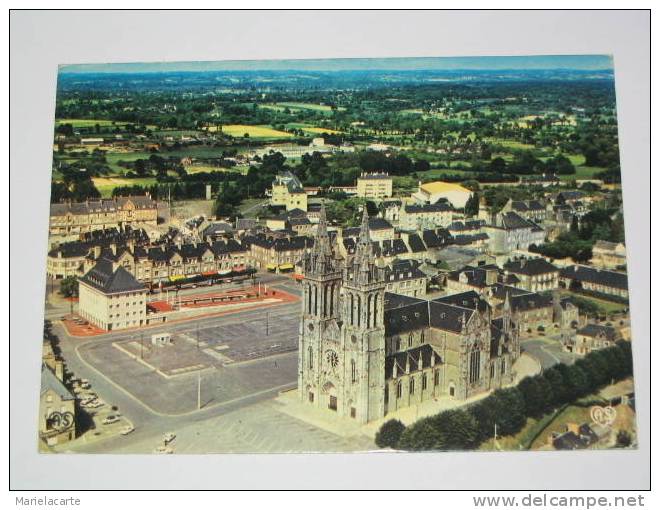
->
[110,243,117,256]
[405,354,410,374]
[392,361,397,379]
[93,246,101,259]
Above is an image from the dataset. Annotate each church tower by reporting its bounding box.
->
[339,208,387,423]
[298,203,343,409]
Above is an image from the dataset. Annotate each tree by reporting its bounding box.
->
[518,376,552,417]
[399,409,480,451]
[616,430,632,448]
[464,192,480,217]
[60,276,79,298]
[375,419,406,449]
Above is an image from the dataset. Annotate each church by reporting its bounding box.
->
[298,206,521,424]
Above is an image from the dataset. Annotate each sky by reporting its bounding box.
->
[59,55,613,74]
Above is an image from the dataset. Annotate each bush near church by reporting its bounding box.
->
[374,419,406,449]
[377,342,633,451]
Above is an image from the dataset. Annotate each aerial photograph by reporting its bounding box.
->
[39,55,636,454]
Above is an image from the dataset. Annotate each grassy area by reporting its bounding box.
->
[184,165,245,175]
[276,102,345,112]
[479,409,564,452]
[207,125,293,139]
[55,118,157,129]
[530,404,595,450]
[92,176,157,197]
[237,198,268,218]
[562,290,627,315]
[486,138,538,151]
[285,122,341,134]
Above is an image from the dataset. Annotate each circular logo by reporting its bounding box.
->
[590,405,616,427]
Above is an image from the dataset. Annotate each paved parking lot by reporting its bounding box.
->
[75,303,301,415]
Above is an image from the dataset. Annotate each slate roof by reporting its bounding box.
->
[203,222,233,237]
[79,259,147,294]
[385,344,441,380]
[504,258,559,276]
[577,324,618,341]
[434,291,491,313]
[41,363,75,401]
[559,265,628,290]
[384,260,426,283]
[50,195,156,216]
[404,203,453,214]
[407,234,427,253]
[509,292,553,312]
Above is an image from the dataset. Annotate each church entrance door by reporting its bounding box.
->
[329,395,337,411]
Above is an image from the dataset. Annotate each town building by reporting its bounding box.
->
[242,232,314,273]
[297,207,519,424]
[383,260,428,298]
[399,202,453,230]
[482,211,546,254]
[356,172,393,199]
[559,265,629,299]
[567,324,620,355]
[341,218,395,243]
[49,194,158,236]
[446,264,520,295]
[269,171,308,212]
[501,199,548,223]
[591,241,627,269]
[39,363,76,446]
[503,258,560,292]
[412,181,472,209]
[78,259,148,331]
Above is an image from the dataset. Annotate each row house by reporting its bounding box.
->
[503,257,560,292]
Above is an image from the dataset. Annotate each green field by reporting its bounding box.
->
[285,122,341,134]
[92,176,157,197]
[55,118,157,129]
[206,124,293,139]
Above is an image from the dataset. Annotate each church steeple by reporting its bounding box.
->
[306,201,336,276]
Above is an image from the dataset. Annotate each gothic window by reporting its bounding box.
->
[384,385,389,404]
[308,346,313,370]
[396,381,402,399]
[326,350,339,369]
[490,363,495,379]
[350,293,354,325]
[469,349,481,384]
[351,360,356,383]
[501,358,506,375]
[420,330,425,344]
[357,295,362,327]
[434,370,440,387]
[409,377,415,395]
[422,373,427,390]
[395,337,401,351]
[372,293,378,328]
[408,333,413,347]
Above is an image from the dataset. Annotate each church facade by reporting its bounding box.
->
[298,207,521,424]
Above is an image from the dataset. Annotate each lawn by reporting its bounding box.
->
[207,125,293,139]
[92,177,157,197]
[55,118,157,129]
[276,102,346,112]
[185,165,244,175]
[562,166,606,181]
[562,290,628,315]
[285,122,341,135]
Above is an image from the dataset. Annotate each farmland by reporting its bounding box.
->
[207,124,293,139]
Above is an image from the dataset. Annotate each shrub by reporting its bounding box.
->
[375,419,406,449]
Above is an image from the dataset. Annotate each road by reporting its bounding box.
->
[520,335,578,370]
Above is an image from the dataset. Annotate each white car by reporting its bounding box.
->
[120,425,135,436]
[102,415,120,425]
[163,432,176,444]
[154,445,174,454]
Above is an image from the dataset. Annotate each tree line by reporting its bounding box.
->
[375,341,633,451]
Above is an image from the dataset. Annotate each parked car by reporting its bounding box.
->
[154,445,174,454]
[102,415,120,425]
[120,425,135,436]
[163,432,176,444]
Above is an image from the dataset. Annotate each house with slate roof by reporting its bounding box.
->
[559,265,629,299]
[78,258,148,331]
[567,324,620,355]
[482,211,546,254]
[501,198,548,223]
[503,257,560,292]
[269,171,308,211]
[298,206,519,424]
[39,363,76,445]
[49,194,157,235]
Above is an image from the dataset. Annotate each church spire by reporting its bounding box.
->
[358,206,370,246]
[314,200,331,257]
